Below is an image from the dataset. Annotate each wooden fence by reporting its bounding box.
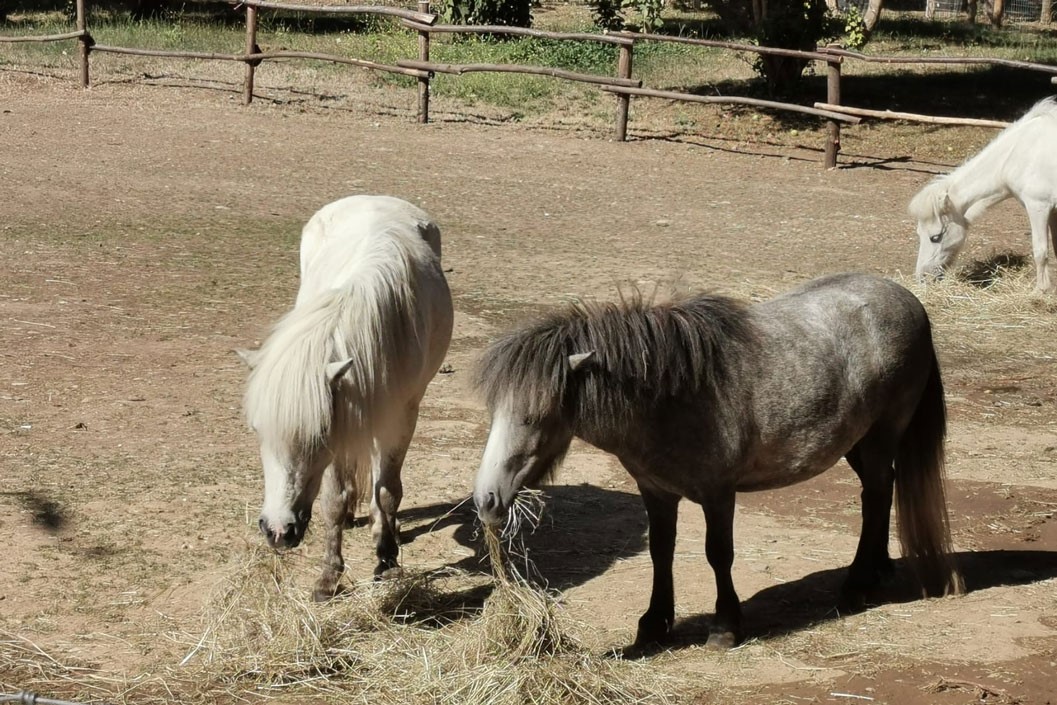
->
[4,1,1057,167]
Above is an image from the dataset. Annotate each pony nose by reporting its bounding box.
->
[259,516,302,549]
[475,491,504,525]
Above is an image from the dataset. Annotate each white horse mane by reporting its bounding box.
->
[243,235,420,449]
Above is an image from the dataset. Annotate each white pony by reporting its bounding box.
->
[241,195,453,599]
[909,96,1057,294]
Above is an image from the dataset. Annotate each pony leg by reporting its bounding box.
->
[370,402,418,578]
[841,441,896,611]
[633,484,680,647]
[701,489,741,649]
[1025,202,1054,293]
[313,464,353,601]
[1045,209,1057,294]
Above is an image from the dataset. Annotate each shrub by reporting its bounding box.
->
[435,0,533,27]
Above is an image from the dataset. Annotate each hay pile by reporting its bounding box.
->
[896,260,1057,364]
[2,519,675,705]
[167,520,675,705]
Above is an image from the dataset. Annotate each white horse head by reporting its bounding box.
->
[474,388,577,527]
[908,177,968,282]
[241,312,358,549]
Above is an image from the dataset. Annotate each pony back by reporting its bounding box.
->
[245,196,449,454]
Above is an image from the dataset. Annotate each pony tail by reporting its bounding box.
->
[894,348,965,597]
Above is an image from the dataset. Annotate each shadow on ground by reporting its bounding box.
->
[661,549,1057,650]
[399,483,647,591]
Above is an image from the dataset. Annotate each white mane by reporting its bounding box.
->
[244,211,431,451]
[907,177,948,221]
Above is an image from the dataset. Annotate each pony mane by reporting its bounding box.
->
[961,96,1057,168]
[907,177,948,220]
[475,292,758,424]
[244,238,421,450]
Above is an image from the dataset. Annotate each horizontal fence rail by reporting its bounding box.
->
[812,102,1010,128]
[602,86,862,123]
[397,59,642,87]
[3,0,1056,167]
[614,31,837,62]
[0,29,88,43]
[238,0,437,24]
[401,20,634,44]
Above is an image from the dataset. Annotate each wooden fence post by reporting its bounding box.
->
[243,4,258,105]
[76,0,89,88]
[824,55,841,169]
[417,0,430,124]
[615,42,633,141]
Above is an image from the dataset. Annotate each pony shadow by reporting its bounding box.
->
[399,484,648,591]
[959,252,1031,289]
[659,549,1057,650]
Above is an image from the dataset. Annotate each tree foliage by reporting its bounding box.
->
[436,0,532,27]
[692,0,833,90]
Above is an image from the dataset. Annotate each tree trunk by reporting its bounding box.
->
[759,55,808,94]
[1042,0,1053,24]
[966,0,978,22]
[990,0,1004,25]
[862,0,884,31]
[925,0,938,19]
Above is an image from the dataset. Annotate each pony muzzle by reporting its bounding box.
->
[915,263,946,283]
[259,513,308,549]
[473,488,508,527]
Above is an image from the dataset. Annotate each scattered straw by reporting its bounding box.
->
[159,493,676,704]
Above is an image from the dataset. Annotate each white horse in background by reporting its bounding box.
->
[909,96,1057,294]
[241,195,453,599]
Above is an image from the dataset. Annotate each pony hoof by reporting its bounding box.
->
[838,588,868,615]
[374,565,403,581]
[705,630,738,650]
[617,641,662,660]
[313,584,338,602]
[633,615,672,648]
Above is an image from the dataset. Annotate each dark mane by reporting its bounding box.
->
[474,292,758,422]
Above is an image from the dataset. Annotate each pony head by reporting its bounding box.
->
[240,336,356,549]
[472,348,589,527]
[908,178,968,281]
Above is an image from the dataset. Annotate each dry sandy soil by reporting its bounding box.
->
[1,59,1056,705]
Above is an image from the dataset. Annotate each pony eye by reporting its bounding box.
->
[928,222,948,244]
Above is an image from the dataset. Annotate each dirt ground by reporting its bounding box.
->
[1,63,1056,705]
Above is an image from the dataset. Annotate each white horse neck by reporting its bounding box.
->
[944,144,1013,221]
[943,99,1057,220]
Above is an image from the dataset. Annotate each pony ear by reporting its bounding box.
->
[235,348,259,368]
[326,357,356,385]
[568,351,595,371]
